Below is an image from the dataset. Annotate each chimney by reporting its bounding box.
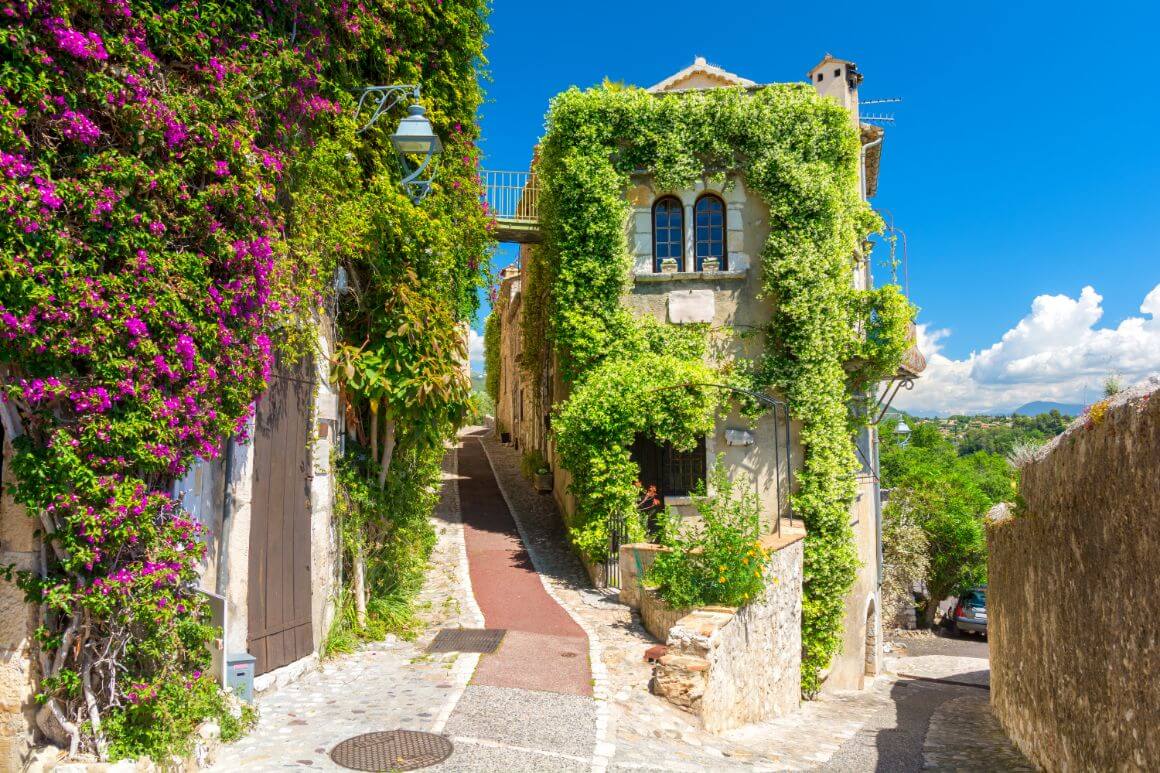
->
[808,53,862,125]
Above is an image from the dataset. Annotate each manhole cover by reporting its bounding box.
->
[330,730,453,771]
[426,627,505,654]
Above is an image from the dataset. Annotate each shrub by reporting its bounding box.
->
[647,462,770,609]
[521,449,548,479]
[101,676,255,763]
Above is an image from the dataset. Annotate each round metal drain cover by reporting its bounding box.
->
[330,730,453,771]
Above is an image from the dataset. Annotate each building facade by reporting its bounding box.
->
[494,54,916,694]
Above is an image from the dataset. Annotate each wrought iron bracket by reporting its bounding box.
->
[354,84,420,133]
[872,375,915,425]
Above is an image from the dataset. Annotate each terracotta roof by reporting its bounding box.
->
[647,56,757,93]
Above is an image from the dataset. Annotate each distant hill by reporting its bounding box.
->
[1013,401,1084,417]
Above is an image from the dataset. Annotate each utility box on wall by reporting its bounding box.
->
[227,652,256,703]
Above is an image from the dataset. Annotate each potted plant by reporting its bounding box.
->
[534,465,554,493]
[701,256,720,273]
[660,257,679,273]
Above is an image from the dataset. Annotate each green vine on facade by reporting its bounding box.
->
[525,84,913,693]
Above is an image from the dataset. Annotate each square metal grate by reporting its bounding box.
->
[426,627,506,654]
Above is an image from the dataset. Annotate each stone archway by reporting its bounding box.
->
[864,596,878,678]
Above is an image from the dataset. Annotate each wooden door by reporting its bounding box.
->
[247,355,314,676]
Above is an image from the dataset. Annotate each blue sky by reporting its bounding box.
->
[470,1,1160,414]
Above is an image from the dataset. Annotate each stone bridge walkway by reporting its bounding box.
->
[213,428,1030,772]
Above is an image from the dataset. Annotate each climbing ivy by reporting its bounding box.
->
[483,286,505,405]
[529,84,913,693]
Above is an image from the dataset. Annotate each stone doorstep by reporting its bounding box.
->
[658,654,709,672]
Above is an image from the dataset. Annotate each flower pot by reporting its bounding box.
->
[701,256,720,273]
[534,471,554,493]
[661,257,679,274]
[500,431,511,444]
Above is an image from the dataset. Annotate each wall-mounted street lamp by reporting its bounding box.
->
[894,418,912,446]
[354,85,444,204]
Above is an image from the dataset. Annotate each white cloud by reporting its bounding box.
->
[468,327,485,375]
[894,283,1160,415]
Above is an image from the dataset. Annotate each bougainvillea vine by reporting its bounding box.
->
[0,0,490,759]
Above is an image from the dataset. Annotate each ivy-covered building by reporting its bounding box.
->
[490,54,923,696]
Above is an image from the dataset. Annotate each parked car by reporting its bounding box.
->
[952,587,987,637]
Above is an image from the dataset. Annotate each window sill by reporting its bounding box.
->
[663,495,696,506]
[634,269,747,283]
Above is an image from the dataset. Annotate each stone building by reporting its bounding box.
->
[0,331,341,768]
[492,54,921,695]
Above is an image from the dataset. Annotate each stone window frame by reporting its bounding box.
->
[652,195,686,272]
[630,176,749,281]
[693,193,727,271]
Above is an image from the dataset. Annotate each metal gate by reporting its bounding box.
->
[605,511,628,588]
[247,355,314,676]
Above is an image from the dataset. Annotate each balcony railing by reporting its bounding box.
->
[482,169,541,243]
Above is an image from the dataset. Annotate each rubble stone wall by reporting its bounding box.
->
[650,529,803,732]
[988,386,1160,771]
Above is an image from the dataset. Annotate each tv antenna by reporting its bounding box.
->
[860,97,902,126]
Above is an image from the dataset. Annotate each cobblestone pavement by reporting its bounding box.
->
[215,430,1032,772]
[924,693,1035,771]
[212,439,483,771]
[481,433,1033,772]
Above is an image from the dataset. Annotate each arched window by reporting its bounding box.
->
[653,196,684,272]
[694,194,725,271]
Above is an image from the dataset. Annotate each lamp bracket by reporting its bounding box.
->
[354,84,421,133]
[872,375,915,425]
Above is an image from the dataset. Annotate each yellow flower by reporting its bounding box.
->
[718,576,726,583]
[719,565,727,571]
[742,557,749,565]
[753,570,760,578]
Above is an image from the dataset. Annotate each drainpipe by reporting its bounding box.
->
[215,434,235,597]
[873,425,883,589]
[861,130,885,590]
[860,134,883,202]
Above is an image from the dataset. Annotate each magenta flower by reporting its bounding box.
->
[125,317,148,337]
[45,18,109,61]
[58,110,101,146]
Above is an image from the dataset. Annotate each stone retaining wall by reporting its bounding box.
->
[988,384,1160,771]
[624,528,804,732]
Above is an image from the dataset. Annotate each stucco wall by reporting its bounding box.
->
[0,442,37,770]
[988,386,1160,771]
[823,473,880,692]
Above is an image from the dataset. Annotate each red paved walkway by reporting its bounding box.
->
[457,433,592,696]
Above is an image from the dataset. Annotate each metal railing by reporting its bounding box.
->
[482,169,539,223]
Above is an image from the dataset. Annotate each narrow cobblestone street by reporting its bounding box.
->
[213,428,1032,772]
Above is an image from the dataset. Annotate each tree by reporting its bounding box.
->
[881,421,1007,625]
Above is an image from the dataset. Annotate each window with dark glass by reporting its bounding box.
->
[652,196,684,272]
[694,195,725,271]
[631,434,707,497]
